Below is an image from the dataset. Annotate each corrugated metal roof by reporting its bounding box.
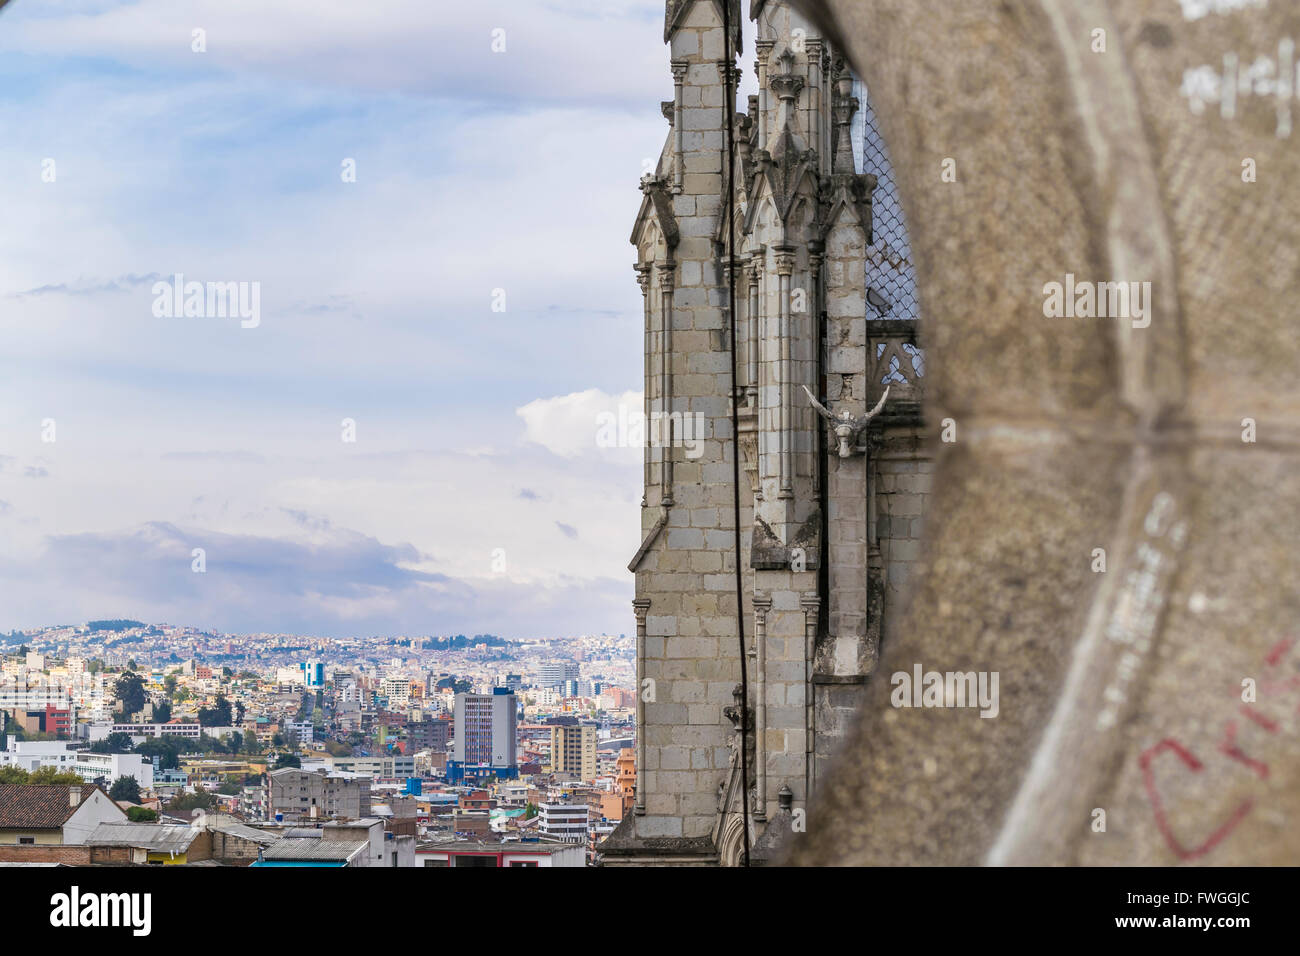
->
[214,823,280,845]
[84,823,197,852]
[260,839,366,862]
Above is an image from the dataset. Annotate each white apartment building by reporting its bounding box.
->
[538,803,588,843]
[1,738,154,789]
[89,721,202,741]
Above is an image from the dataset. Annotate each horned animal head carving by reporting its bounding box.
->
[801,385,890,458]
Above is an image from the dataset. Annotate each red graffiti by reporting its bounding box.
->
[1140,738,1254,860]
[1141,635,1298,859]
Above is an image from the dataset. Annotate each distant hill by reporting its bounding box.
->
[87,619,145,633]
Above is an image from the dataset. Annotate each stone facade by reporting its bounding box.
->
[603,0,931,866]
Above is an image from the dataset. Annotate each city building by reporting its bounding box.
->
[448,689,517,783]
[407,717,450,753]
[550,723,597,781]
[415,840,584,867]
[538,803,589,844]
[266,768,372,823]
[301,660,325,688]
[97,721,202,740]
[537,663,580,688]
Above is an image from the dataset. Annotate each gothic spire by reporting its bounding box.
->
[664,0,743,55]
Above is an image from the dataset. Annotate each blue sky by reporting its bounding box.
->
[0,0,680,638]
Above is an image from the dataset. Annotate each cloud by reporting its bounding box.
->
[0,0,668,109]
[161,450,267,464]
[0,520,628,638]
[517,488,539,500]
[8,273,163,299]
[555,521,578,539]
[517,388,643,460]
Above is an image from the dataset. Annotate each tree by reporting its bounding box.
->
[524,803,538,819]
[272,753,301,770]
[27,766,85,786]
[109,776,142,803]
[113,672,147,719]
[163,674,178,695]
[0,766,30,784]
[167,788,217,812]
[89,732,135,754]
[136,735,183,770]
[198,694,233,727]
[153,701,172,723]
[127,806,158,822]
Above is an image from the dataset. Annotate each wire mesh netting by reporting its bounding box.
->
[851,77,920,323]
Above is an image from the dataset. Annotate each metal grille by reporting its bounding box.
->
[852,78,920,323]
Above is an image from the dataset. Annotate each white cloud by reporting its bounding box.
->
[0,0,668,107]
[517,388,643,459]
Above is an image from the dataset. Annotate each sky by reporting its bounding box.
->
[0,0,689,639]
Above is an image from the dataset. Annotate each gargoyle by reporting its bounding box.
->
[802,384,890,458]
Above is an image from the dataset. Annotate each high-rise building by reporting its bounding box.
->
[300,660,325,688]
[448,689,517,782]
[537,662,580,688]
[550,723,597,780]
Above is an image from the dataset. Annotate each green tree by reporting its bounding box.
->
[127,806,158,822]
[153,700,172,723]
[0,766,31,784]
[272,753,301,770]
[109,775,142,803]
[524,803,538,819]
[113,672,147,718]
[28,766,85,786]
[198,694,233,727]
[167,788,217,812]
[89,732,135,754]
[136,735,184,770]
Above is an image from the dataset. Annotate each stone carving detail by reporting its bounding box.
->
[801,384,890,457]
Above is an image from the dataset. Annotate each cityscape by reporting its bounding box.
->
[0,0,1294,931]
[0,620,635,866]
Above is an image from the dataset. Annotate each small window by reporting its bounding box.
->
[18,837,35,845]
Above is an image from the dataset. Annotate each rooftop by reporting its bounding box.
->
[0,784,109,830]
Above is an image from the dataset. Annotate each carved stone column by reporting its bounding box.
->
[774,247,795,499]
[801,592,821,798]
[755,40,774,147]
[806,37,824,172]
[746,256,761,407]
[635,263,653,505]
[752,592,772,822]
[657,262,676,505]
[632,597,651,816]
[670,59,688,193]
